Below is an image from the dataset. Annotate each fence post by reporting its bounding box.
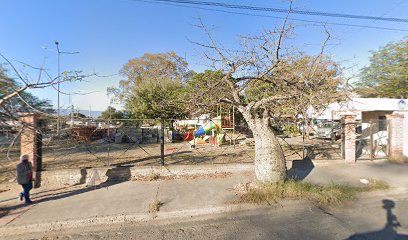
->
[160,119,165,166]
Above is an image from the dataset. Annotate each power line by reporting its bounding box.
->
[327,0,406,53]
[337,0,406,41]
[133,0,408,32]
[140,0,408,23]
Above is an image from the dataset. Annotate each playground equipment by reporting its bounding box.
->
[171,104,236,148]
[193,121,219,137]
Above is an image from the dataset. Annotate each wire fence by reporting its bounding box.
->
[31,117,256,171]
[0,115,356,183]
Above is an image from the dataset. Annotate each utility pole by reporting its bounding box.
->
[55,41,61,136]
[51,41,79,135]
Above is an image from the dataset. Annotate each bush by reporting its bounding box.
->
[283,124,300,137]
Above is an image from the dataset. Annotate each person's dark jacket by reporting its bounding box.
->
[16,161,32,185]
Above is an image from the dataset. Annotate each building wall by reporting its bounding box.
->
[361,111,392,123]
[402,112,408,158]
[360,111,391,146]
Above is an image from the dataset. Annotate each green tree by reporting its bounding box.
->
[109,52,190,119]
[355,37,408,98]
[100,106,124,119]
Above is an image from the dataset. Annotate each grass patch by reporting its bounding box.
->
[240,179,389,207]
[362,179,390,191]
[148,199,162,213]
[147,172,160,181]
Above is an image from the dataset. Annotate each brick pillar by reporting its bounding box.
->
[341,114,356,163]
[20,113,41,187]
[20,114,38,168]
[387,113,404,160]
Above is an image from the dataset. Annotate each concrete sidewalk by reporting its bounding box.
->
[2,172,253,229]
[0,160,407,235]
[294,159,408,191]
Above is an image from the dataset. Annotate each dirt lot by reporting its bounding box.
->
[0,134,341,184]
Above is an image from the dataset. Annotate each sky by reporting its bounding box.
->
[1,0,407,112]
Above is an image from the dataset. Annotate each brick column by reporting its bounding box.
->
[20,114,38,168]
[387,113,404,160]
[341,114,356,163]
[20,113,41,187]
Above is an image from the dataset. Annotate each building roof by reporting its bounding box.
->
[309,98,408,120]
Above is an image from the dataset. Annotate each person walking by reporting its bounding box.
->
[16,154,33,204]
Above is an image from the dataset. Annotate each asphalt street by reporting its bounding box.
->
[9,193,408,240]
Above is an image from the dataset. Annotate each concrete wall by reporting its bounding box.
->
[39,164,254,188]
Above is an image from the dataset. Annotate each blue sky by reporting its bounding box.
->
[1,0,407,111]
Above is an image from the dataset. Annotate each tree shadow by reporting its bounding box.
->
[355,139,367,159]
[0,166,131,213]
[346,199,408,240]
[287,157,315,180]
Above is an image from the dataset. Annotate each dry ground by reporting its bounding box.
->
[0,134,341,184]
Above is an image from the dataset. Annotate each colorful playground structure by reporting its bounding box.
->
[175,105,236,148]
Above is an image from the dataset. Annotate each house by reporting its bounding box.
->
[309,98,408,159]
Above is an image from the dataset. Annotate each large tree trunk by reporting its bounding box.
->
[243,111,287,182]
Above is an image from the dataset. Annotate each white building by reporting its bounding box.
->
[309,98,408,159]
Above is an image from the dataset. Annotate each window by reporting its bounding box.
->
[378,116,387,131]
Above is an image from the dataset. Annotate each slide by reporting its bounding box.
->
[193,121,218,137]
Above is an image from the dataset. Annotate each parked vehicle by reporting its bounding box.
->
[316,122,341,139]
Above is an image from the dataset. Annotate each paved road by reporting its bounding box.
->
[9,194,408,240]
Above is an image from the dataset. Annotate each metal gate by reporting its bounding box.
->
[356,119,388,160]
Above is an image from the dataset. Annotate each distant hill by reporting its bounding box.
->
[59,109,103,119]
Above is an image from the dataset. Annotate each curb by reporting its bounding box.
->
[0,204,259,236]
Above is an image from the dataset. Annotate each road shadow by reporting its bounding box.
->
[287,157,314,180]
[0,166,131,213]
[346,199,408,240]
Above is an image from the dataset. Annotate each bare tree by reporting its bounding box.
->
[0,52,92,126]
[193,2,347,182]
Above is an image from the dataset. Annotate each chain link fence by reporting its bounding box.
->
[0,128,20,183]
[0,115,354,182]
[31,117,256,171]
